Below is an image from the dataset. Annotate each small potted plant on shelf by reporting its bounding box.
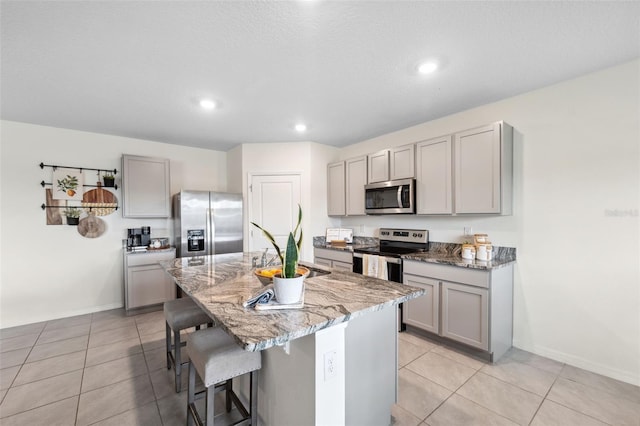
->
[102,172,115,188]
[251,205,305,304]
[63,207,81,225]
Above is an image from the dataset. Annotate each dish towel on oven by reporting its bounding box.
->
[363,254,388,280]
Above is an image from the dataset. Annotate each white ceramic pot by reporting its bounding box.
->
[273,274,305,304]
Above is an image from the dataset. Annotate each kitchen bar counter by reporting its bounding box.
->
[159,252,423,351]
[160,252,424,425]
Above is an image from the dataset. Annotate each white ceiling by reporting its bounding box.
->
[2,1,639,152]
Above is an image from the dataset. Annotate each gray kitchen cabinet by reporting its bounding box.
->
[403,260,513,361]
[327,161,346,216]
[454,121,513,214]
[314,247,353,271]
[346,156,367,216]
[122,154,171,218]
[367,149,389,183]
[415,135,453,214]
[389,144,415,180]
[403,274,439,334]
[124,248,176,310]
[441,280,488,350]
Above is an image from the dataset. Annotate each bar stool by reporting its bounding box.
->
[164,297,213,392]
[187,327,261,426]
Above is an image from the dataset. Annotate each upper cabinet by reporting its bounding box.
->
[416,135,453,214]
[389,144,415,180]
[454,122,513,215]
[346,156,367,215]
[122,154,171,218]
[327,161,346,216]
[367,149,389,183]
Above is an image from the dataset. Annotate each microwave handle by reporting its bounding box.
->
[397,186,403,208]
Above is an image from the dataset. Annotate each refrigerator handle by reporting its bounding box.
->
[206,208,212,256]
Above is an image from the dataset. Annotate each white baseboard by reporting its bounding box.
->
[513,339,640,387]
[0,302,124,329]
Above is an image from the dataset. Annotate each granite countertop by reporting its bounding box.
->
[160,252,424,352]
[313,239,516,271]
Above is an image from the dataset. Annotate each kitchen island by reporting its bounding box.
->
[160,252,424,426]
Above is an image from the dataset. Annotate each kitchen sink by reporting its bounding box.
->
[304,266,331,278]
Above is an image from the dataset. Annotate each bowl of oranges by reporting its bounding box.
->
[254,266,310,286]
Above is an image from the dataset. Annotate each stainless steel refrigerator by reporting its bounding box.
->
[173,191,243,258]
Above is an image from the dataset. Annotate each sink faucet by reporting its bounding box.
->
[252,249,279,268]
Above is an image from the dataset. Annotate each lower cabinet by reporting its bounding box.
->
[403,275,439,334]
[124,248,176,310]
[403,260,513,361]
[314,247,353,271]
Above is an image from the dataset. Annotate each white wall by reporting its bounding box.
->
[236,142,340,261]
[338,60,640,385]
[0,121,227,327]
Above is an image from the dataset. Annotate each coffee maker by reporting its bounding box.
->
[127,227,151,249]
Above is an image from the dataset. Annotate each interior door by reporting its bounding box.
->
[249,173,302,256]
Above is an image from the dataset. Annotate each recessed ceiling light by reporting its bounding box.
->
[199,99,216,110]
[295,123,307,132]
[418,61,438,75]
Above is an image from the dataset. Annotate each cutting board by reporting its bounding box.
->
[81,184,118,216]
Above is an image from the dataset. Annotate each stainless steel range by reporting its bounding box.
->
[352,228,429,331]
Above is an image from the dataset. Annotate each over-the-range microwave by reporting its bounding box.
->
[364,178,415,214]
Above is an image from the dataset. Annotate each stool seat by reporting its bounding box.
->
[188,327,261,387]
[164,297,214,393]
[164,298,212,331]
[187,328,261,426]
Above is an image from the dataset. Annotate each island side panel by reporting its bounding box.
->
[345,305,397,425]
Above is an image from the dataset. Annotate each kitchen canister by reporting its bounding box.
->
[461,244,476,260]
[476,243,494,261]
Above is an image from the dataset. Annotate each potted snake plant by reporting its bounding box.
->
[251,205,304,304]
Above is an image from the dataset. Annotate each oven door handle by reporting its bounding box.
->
[353,252,402,264]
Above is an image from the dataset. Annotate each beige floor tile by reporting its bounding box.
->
[405,351,477,391]
[0,322,45,340]
[399,331,437,351]
[0,348,30,369]
[560,364,640,404]
[431,345,487,370]
[391,403,423,426]
[137,318,166,336]
[13,350,86,386]
[426,394,518,426]
[397,368,452,420]
[0,366,20,390]
[91,316,137,334]
[44,314,92,331]
[457,372,543,425]
[504,347,564,375]
[0,395,78,426]
[547,377,640,425]
[0,370,82,418]
[480,357,557,396]
[144,346,170,372]
[0,388,7,403]
[36,323,90,345]
[399,337,431,368]
[81,352,148,393]
[76,374,156,426]
[91,308,127,321]
[0,333,38,353]
[90,400,163,426]
[27,335,89,363]
[140,330,167,352]
[85,336,142,367]
[156,389,188,426]
[88,325,140,348]
[530,399,608,426]
[135,310,165,326]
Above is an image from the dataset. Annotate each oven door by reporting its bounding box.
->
[364,179,415,214]
[352,253,402,281]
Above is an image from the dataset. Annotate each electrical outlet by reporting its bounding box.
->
[464,226,473,236]
[324,350,337,381]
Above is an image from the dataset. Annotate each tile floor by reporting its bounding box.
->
[0,308,638,425]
